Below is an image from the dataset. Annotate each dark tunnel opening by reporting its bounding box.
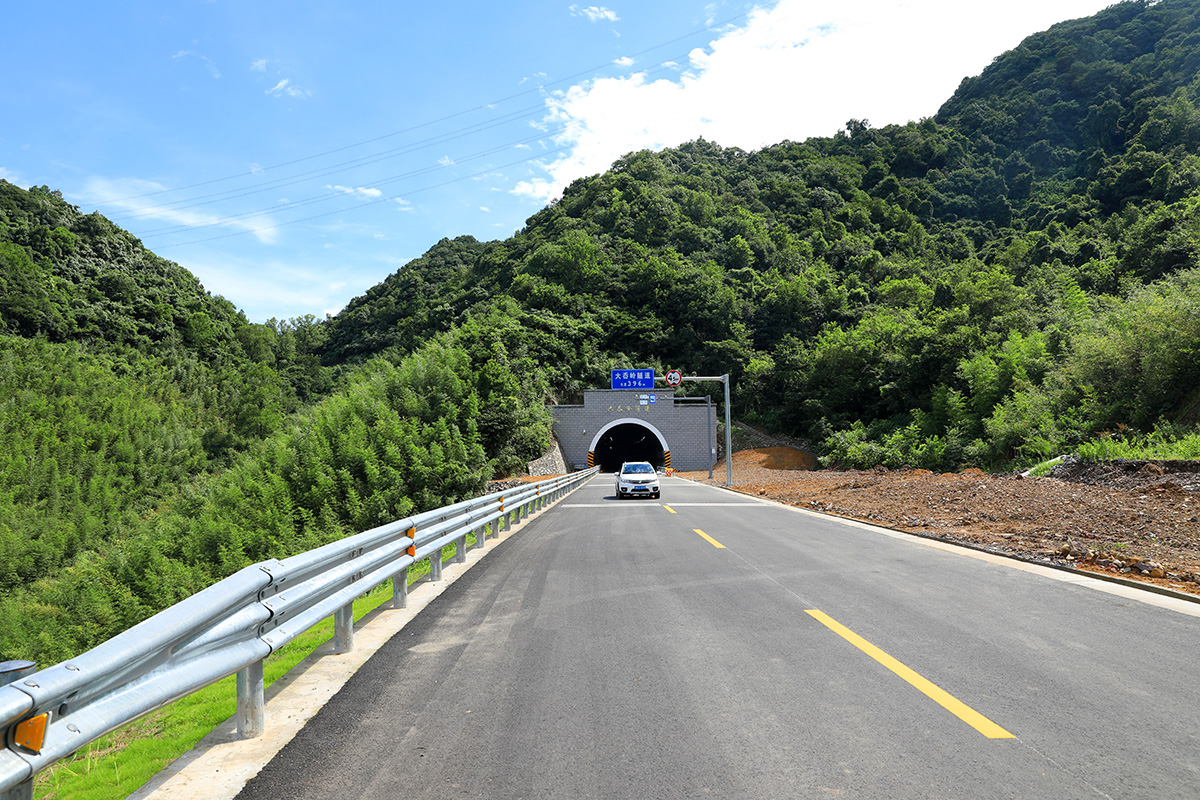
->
[595,423,666,472]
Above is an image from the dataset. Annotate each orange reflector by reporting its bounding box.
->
[407,544,416,557]
[406,526,416,539]
[14,712,49,754]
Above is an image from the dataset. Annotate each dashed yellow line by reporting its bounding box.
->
[693,529,726,549]
[805,609,1015,739]
[663,505,677,514]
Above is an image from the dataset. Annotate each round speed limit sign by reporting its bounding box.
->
[665,369,683,387]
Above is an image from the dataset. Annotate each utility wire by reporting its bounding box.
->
[124,40,705,237]
[103,9,751,204]
[139,125,571,238]
[154,144,572,248]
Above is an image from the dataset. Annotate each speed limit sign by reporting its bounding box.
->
[665,369,682,387]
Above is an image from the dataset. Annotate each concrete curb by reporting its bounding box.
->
[126,477,594,800]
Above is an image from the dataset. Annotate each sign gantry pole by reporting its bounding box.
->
[659,372,733,487]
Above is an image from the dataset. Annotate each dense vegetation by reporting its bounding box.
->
[0,186,553,663]
[323,0,1200,468]
[5,0,1200,663]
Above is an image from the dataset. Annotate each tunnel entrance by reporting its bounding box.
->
[593,422,667,472]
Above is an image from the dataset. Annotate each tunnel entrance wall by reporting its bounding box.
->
[590,419,668,472]
[549,389,718,472]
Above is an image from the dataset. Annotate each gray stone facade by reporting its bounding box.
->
[549,389,718,472]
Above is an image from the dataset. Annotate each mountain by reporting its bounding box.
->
[320,0,1200,464]
[5,0,1200,663]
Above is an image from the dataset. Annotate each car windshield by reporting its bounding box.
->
[622,464,654,474]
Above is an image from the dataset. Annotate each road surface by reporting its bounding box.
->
[236,475,1200,799]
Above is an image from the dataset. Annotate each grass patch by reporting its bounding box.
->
[1076,427,1200,461]
[1024,456,1065,477]
[32,533,481,800]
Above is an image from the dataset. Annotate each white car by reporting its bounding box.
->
[615,461,660,499]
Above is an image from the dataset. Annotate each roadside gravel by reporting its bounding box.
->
[679,448,1200,598]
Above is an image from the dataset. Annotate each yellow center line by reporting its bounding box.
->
[693,529,726,548]
[805,609,1015,740]
[663,505,677,514]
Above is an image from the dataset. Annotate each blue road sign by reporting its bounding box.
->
[611,369,655,390]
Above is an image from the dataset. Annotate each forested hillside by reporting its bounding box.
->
[5,0,1200,663]
[322,0,1200,469]
[0,186,554,663]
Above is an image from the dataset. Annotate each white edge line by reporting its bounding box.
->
[675,477,1200,619]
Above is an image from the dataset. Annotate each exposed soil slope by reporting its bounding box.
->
[680,449,1200,598]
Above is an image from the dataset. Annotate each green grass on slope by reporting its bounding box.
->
[33,534,479,800]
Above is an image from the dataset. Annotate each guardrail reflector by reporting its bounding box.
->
[14,712,49,754]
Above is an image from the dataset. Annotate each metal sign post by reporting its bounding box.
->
[706,395,713,480]
[659,372,733,486]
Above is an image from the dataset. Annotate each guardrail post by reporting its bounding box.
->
[0,781,32,800]
[430,553,443,582]
[334,603,354,654]
[236,658,265,739]
[393,567,408,609]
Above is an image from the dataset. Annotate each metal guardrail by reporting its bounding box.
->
[0,468,598,796]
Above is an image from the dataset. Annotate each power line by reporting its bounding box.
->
[126,39,708,238]
[139,126,570,239]
[103,9,751,207]
[154,144,572,249]
[106,9,758,248]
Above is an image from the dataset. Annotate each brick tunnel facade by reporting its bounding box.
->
[549,390,718,472]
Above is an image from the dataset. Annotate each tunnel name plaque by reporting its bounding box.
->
[610,369,655,390]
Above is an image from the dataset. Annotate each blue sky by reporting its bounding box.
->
[3,0,1114,323]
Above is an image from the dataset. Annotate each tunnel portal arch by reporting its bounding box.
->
[588,418,670,472]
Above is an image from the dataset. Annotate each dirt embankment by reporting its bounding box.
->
[679,449,1200,598]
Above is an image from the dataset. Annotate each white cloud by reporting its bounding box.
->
[173,50,221,79]
[480,206,491,213]
[250,59,268,72]
[82,176,278,244]
[175,253,322,318]
[570,5,619,22]
[395,198,415,213]
[328,184,383,198]
[437,155,456,166]
[514,0,1113,201]
[613,56,634,67]
[266,78,310,98]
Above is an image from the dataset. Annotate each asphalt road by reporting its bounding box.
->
[236,476,1200,799]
